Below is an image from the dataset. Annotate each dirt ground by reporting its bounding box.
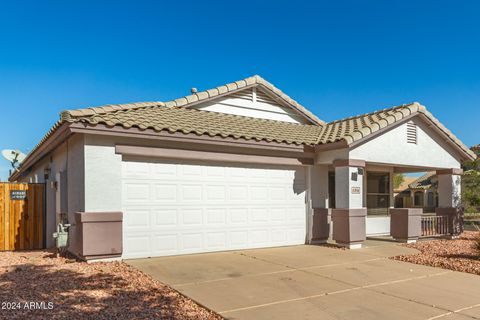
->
[393,231,480,276]
[0,250,222,320]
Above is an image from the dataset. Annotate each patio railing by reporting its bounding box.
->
[421,215,449,237]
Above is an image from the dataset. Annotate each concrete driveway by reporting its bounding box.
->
[127,241,480,320]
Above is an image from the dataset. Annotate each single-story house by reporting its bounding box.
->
[10,75,477,260]
[395,172,438,211]
[393,176,417,202]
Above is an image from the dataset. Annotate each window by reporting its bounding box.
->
[427,192,434,207]
[414,191,424,207]
[367,172,390,215]
[407,121,417,144]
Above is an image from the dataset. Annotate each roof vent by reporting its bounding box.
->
[191,88,198,94]
[407,121,417,144]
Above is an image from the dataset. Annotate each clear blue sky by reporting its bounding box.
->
[0,1,479,180]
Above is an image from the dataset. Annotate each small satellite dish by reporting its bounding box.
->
[1,149,27,169]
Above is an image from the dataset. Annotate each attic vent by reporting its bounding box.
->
[256,90,276,104]
[230,89,253,101]
[407,121,417,144]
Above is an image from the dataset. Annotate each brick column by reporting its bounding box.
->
[331,159,366,249]
[436,168,463,237]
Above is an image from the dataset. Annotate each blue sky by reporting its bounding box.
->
[0,1,479,180]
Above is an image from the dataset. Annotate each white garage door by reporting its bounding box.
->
[122,160,307,259]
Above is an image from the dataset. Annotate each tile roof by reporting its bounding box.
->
[64,75,325,126]
[10,76,477,181]
[64,104,323,145]
[394,176,417,192]
[408,172,436,189]
[316,102,477,159]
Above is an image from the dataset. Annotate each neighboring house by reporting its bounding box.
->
[393,176,417,197]
[395,172,438,212]
[393,176,417,207]
[10,75,476,260]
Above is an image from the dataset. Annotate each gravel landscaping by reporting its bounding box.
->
[0,250,222,320]
[393,231,480,275]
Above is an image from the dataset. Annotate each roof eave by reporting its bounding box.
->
[9,122,72,182]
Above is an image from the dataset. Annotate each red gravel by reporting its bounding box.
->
[0,250,223,320]
[393,231,480,276]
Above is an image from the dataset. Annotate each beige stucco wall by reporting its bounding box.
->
[350,116,462,169]
[19,134,85,248]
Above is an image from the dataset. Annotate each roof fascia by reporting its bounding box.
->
[69,122,315,155]
[10,122,72,181]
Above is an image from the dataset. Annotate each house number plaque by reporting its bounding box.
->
[351,187,360,194]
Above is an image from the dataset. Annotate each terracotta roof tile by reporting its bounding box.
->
[408,172,436,189]
[316,103,476,159]
[66,104,323,145]
[63,75,326,126]
[11,77,477,181]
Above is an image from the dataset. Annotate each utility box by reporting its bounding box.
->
[75,212,123,261]
[52,223,69,248]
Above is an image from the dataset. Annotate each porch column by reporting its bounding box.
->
[331,159,367,249]
[436,168,463,236]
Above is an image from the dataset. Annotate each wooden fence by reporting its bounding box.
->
[421,215,449,237]
[0,183,45,250]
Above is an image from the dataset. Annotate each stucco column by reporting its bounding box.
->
[331,159,367,249]
[437,168,462,208]
[436,168,463,236]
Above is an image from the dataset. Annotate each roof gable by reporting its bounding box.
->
[189,86,312,124]
[317,103,476,161]
[64,75,325,126]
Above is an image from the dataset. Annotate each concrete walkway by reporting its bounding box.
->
[127,242,480,320]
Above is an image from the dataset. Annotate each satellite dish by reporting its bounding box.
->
[1,149,27,169]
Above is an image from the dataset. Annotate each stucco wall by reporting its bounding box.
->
[350,116,462,169]
[438,174,462,208]
[84,135,122,212]
[310,165,329,208]
[335,166,363,209]
[66,134,85,254]
[19,135,85,248]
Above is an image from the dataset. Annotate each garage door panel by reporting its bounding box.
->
[182,209,203,225]
[153,184,177,201]
[124,183,150,202]
[152,233,178,253]
[205,185,226,200]
[228,185,248,200]
[124,209,150,229]
[229,208,249,224]
[122,161,307,258]
[206,208,227,225]
[206,232,227,249]
[124,233,151,258]
[181,233,203,250]
[153,209,177,227]
[180,184,203,201]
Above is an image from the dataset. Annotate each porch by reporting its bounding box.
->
[310,159,464,249]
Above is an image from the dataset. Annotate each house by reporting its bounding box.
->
[393,176,417,198]
[10,75,476,260]
[395,172,438,212]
